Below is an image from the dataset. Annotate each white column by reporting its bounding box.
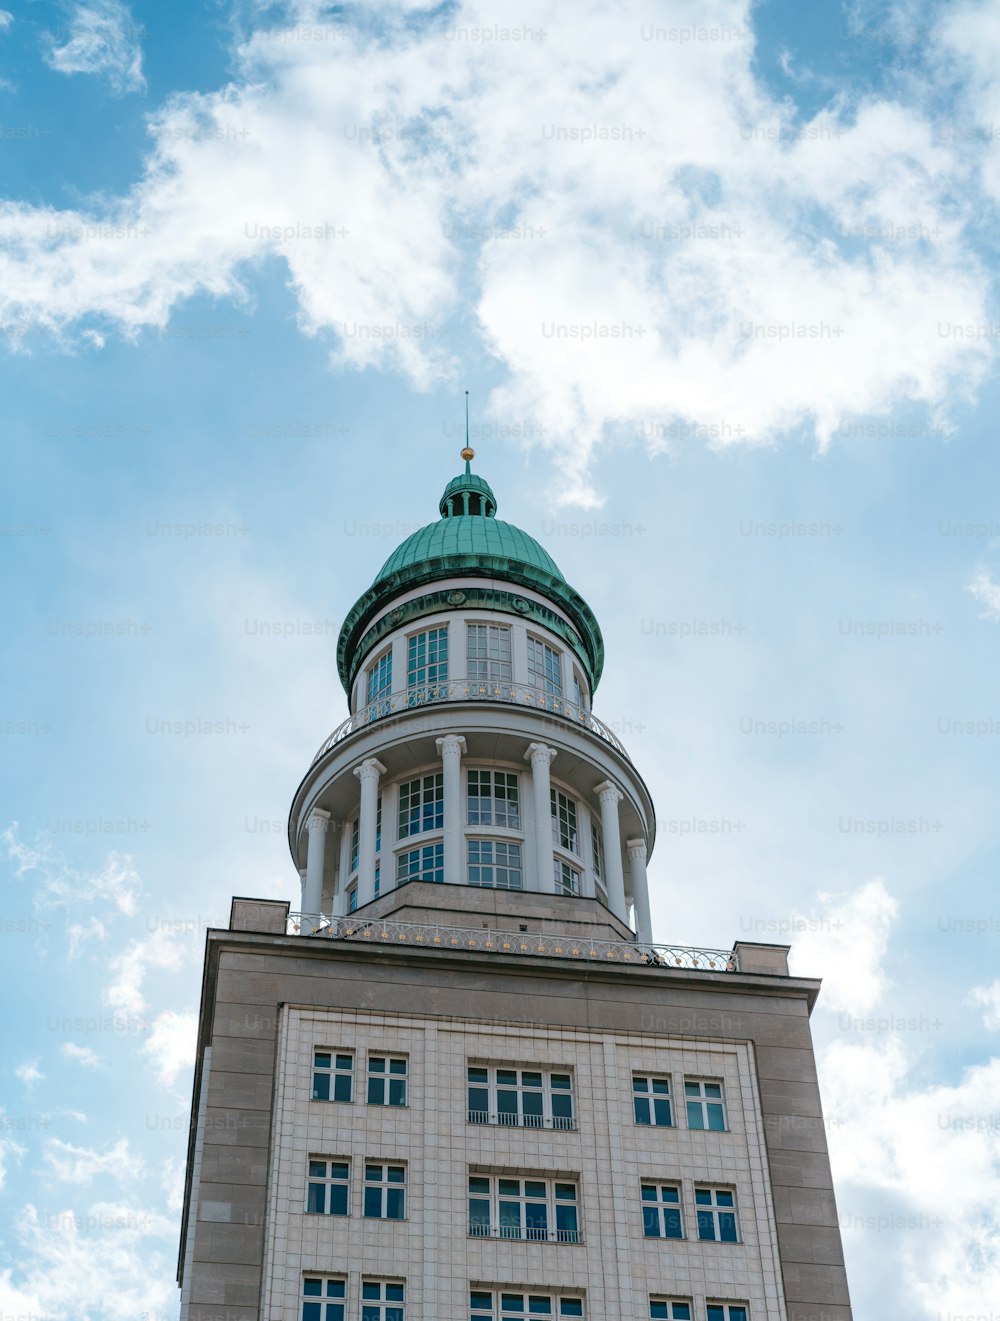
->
[627,838,652,943]
[353,757,386,909]
[335,820,352,916]
[298,867,307,916]
[524,742,557,892]
[595,781,627,924]
[436,734,467,886]
[303,809,331,927]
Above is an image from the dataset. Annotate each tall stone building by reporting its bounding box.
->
[178,455,852,1321]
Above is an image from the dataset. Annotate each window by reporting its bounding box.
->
[633,1075,673,1127]
[367,651,392,709]
[313,1051,353,1103]
[468,1174,580,1242]
[351,817,359,871]
[306,1159,349,1215]
[591,818,604,887]
[641,1183,684,1239]
[398,774,444,838]
[467,770,520,828]
[467,623,512,684]
[572,671,588,711]
[470,1292,584,1318]
[685,1079,727,1131]
[550,789,579,854]
[347,884,357,913]
[368,1056,407,1106]
[650,1303,692,1320]
[469,840,523,890]
[407,627,448,691]
[706,1307,748,1321]
[695,1187,739,1242]
[302,1277,346,1321]
[553,859,581,896]
[467,1065,574,1130]
[396,842,444,885]
[364,1164,406,1219]
[527,636,563,695]
[362,1281,405,1321]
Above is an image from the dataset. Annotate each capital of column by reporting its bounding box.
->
[595,779,624,806]
[524,742,557,768]
[626,837,647,862]
[353,757,387,784]
[306,808,331,833]
[436,735,467,758]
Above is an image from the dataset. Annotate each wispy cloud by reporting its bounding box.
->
[3,827,139,921]
[43,1,144,94]
[43,1137,144,1185]
[60,1044,101,1069]
[789,877,899,1015]
[968,568,1000,618]
[14,1063,42,1089]
[969,979,1000,1031]
[140,1010,196,1087]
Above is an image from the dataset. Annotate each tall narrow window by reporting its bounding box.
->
[407,627,448,692]
[467,770,520,828]
[695,1187,739,1242]
[633,1075,673,1127]
[312,1051,353,1103]
[367,1056,408,1106]
[467,623,512,684]
[641,1183,684,1239]
[553,859,581,896]
[551,789,579,854]
[468,840,523,890]
[364,1165,406,1219]
[366,651,392,712]
[685,1079,727,1131]
[528,636,563,695]
[302,1277,346,1321]
[306,1159,349,1215]
[397,775,444,838]
[361,1281,405,1321]
[591,817,605,894]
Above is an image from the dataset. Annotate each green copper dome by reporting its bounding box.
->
[337,464,604,695]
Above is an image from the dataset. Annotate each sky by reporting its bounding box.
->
[1,0,999,1316]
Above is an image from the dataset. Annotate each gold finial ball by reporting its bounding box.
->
[461,446,475,462]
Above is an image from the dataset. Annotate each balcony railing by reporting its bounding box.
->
[311,682,631,765]
[467,1110,577,1131]
[287,912,735,972]
[468,1224,582,1244]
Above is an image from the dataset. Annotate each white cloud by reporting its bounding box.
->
[968,568,1000,617]
[3,826,139,920]
[14,1062,43,1088]
[160,1156,185,1214]
[44,1,144,94]
[0,1115,25,1190]
[970,978,1000,1030]
[60,1043,101,1068]
[821,1036,1000,1314]
[102,928,195,1017]
[43,1137,144,1185]
[0,1201,176,1321]
[141,1010,197,1086]
[0,0,994,496]
[788,877,899,1015]
[0,11,13,32]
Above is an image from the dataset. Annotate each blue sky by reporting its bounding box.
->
[2,0,1000,1317]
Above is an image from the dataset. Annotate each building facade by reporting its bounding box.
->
[178,458,853,1321]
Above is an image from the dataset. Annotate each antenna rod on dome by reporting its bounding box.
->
[461,390,474,472]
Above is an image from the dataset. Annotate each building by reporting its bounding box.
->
[178,454,853,1321]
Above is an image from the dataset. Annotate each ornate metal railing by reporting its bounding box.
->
[286,913,734,972]
[468,1224,582,1243]
[311,682,631,765]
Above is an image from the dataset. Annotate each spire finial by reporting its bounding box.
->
[461,390,474,472]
